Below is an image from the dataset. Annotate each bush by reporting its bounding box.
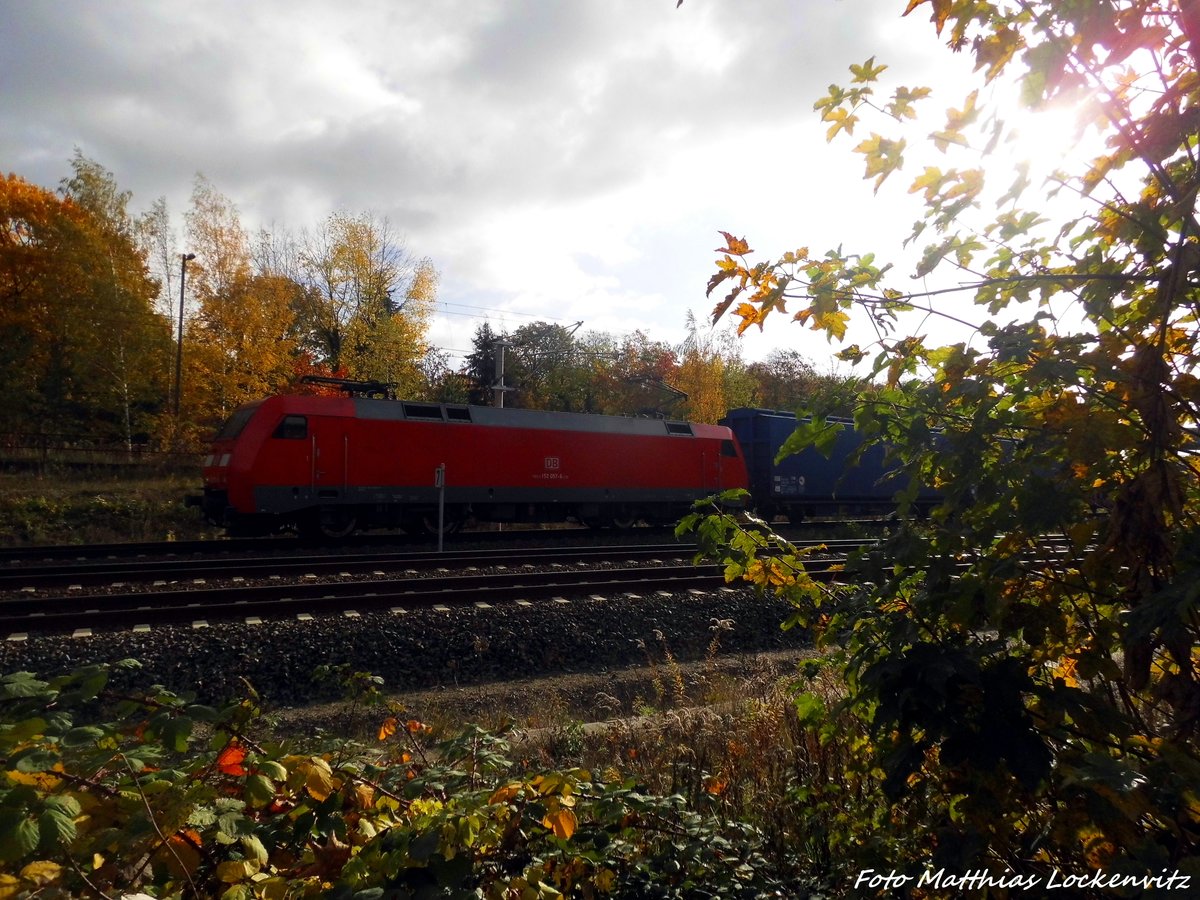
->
[0,660,793,898]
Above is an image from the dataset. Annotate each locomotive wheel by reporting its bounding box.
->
[302,510,357,540]
[322,516,358,539]
[422,512,463,536]
[579,513,640,530]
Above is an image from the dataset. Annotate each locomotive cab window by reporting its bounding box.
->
[214,402,262,440]
[722,439,738,457]
[273,415,308,440]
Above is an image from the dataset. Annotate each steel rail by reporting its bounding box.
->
[0,539,871,590]
[0,517,892,564]
[0,561,850,636]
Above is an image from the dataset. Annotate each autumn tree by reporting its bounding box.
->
[1,161,444,446]
[185,273,304,427]
[0,167,168,446]
[670,312,753,423]
[586,330,683,417]
[184,173,251,303]
[685,0,1200,881]
[462,321,665,413]
[138,197,177,320]
[347,256,438,396]
[177,178,290,437]
[746,348,865,416]
[59,154,172,449]
[503,321,597,411]
[292,213,438,396]
[419,345,470,403]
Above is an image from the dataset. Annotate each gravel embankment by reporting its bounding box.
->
[0,587,806,706]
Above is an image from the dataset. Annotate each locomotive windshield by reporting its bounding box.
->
[214,402,262,441]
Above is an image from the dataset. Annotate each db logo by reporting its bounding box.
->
[544,456,560,470]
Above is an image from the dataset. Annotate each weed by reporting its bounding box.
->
[0,470,215,545]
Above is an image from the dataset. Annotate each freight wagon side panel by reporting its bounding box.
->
[721,407,911,517]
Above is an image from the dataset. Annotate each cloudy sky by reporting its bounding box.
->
[2,0,978,368]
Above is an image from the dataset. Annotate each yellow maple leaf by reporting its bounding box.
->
[542,807,578,840]
[302,757,336,802]
[18,862,62,887]
[716,230,752,255]
[354,783,375,809]
[594,868,617,892]
[489,783,522,805]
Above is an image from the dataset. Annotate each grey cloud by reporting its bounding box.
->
[1,0,936,220]
[0,0,955,357]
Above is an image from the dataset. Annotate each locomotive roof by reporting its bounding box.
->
[274,395,721,438]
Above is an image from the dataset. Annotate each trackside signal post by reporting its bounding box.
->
[435,463,446,552]
[493,341,512,408]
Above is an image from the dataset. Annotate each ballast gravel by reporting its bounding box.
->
[0,587,807,706]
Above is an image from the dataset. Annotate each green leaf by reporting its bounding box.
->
[38,807,76,851]
[245,774,276,807]
[258,760,287,781]
[0,673,51,700]
[0,717,48,744]
[0,815,39,862]
[1065,753,1148,793]
[161,716,193,753]
[240,833,269,866]
[187,806,218,829]
[794,692,826,724]
[42,796,80,818]
[849,56,888,84]
[410,829,440,862]
[777,418,844,462]
[62,725,107,748]
[10,747,60,773]
[72,669,109,702]
[185,704,220,723]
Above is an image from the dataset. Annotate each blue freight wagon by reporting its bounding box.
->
[720,407,936,522]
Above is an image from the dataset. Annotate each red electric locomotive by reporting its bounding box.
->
[199,391,749,537]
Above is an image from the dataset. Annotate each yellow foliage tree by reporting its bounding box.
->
[184,273,303,434]
[670,312,752,423]
[297,213,438,394]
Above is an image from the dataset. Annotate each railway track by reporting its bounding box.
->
[0,526,673,564]
[0,518,892,565]
[0,534,863,636]
[0,559,845,638]
[1,530,1080,639]
[0,538,870,591]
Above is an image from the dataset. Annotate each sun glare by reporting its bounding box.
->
[993,102,1099,180]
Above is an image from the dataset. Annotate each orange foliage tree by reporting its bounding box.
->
[0,170,169,446]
